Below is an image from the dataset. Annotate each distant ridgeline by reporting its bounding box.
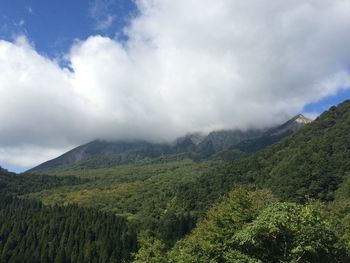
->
[0,166,86,196]
[28,114,311,173]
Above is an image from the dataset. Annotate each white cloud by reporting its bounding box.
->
[0,145,67,168]
[1,0,350,168]
[89,0,117,31]
[97,15,116,31]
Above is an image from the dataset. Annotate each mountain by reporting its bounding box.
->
[210,101,350,202]
[213,114,312,160]
[8,101,350,262]
[28,139,204,172]
[160,101,350,262]
[195,129,264,159]
[267,113,312,135]
[28,114,311,173]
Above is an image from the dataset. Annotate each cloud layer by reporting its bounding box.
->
[1,0,350,168]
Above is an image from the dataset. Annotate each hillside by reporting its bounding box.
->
[215,114,312,159]
[157,188,350,262]
[132,100,350,262]
[236,101,350,201]
[25,102,350,247]
[4,101,350,262]
[0,196,137,262]
[0,166,86,195]
[180,100,350,206]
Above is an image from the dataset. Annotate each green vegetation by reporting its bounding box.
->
[165,188,350,262]
[2,100,350,262]
[227,101,350,202]
[25,160,221,245]
[0,195,137,263]
[0,167,87,195]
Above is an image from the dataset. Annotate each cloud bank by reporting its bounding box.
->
[1,0,350,168]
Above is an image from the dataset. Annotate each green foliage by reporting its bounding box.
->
[26,160,220,246]
[0,195,137,263]
[3,101,350,261]
[168,188,350,263]
[323,175,350,250]
[133,233,167,263]
[0,167,86,195]
[234,202,348,262]
[24,101,350,252]
[168,187,276,262]
[220,100,350,202]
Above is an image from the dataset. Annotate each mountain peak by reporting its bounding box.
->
[268,114,312,136]
[292,114,312,124]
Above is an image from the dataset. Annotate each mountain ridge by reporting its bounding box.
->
[28,114,311,173]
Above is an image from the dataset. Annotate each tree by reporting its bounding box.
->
[168,189,350,263]
[168,187,276,262]
[234,202,349,262]
[133,233,167,263]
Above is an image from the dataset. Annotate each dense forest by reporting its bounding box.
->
[0,196,137,262]
[137,188,350,262]
[0,167,86,195]
[2,100,350,262]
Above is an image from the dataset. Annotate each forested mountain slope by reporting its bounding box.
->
[146,188,350,262]
[131,101,350,261]
[3,101,350,262]
[177,100,350,207]
[0,196,137,263]
[0,167,86,195]
[26,102,349,246]
[231,100,350,201]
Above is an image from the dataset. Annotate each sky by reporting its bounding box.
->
[1,0,350,172]
[0,0,137,57]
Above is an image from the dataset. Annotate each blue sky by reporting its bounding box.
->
[0,0,137,57]
[1,0,350,173]
[303,89,350,117]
